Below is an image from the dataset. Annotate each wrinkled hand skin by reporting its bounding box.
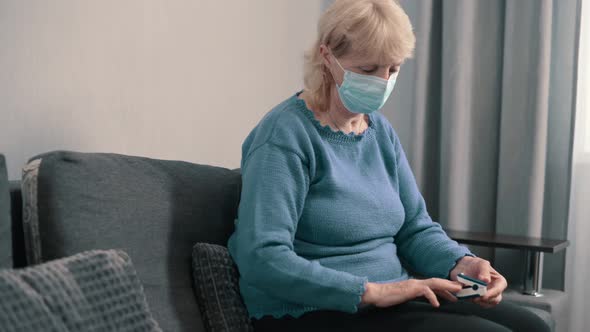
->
[450,256,508,308]
[361,278,463,308]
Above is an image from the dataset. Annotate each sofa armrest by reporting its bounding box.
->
[444,228,569,296]
[445,229,568,331]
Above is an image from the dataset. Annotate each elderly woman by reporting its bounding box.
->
[227,1,550,331]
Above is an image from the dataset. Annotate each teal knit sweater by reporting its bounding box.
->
[227,91,472,319]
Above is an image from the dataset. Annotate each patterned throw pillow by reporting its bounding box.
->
[192,243,254,332]
[0,249,162,332]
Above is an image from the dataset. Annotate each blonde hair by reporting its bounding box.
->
[303,0,415,112]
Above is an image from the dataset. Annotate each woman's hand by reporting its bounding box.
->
[360,278,463,308]
[449,256,508,308]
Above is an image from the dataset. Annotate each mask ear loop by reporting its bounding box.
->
[331,53,346,72]
[328,51,347,88]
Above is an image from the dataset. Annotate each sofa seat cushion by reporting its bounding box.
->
[0,249,161,332]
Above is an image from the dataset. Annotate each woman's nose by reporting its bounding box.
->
[376,68,391,80]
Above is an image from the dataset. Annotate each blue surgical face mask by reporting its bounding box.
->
[332,55,397,114]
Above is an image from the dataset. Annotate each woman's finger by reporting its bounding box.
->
[473,296,492,308]
[435,290,458,303]
[482,277,507,301]
[422,287,440,307]
[478,266,507,303]
[426,278,463,293]
[482,283,501,300]
[487,293,502,305]
[476,260,492,283]
[473,292,502,308]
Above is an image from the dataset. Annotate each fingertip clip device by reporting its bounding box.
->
[455,273,487,299]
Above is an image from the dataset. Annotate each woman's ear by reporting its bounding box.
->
[319,44,340,86]
[319,44,332,67]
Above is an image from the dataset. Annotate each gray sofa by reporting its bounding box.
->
[0,151,556,331]
[4,151,242,331]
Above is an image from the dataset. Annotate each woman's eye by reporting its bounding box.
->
[361,67,377,73]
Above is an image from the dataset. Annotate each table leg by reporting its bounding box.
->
[523,250,543,296]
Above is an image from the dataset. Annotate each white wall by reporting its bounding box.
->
[0,0,322,179]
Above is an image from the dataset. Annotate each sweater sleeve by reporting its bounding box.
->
[391,132,473,279]
[227,142,368,313]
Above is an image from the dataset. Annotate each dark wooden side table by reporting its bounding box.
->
[444,229,570,297]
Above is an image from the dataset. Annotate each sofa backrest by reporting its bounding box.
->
[20,150,242,332]
[0,155,11,269]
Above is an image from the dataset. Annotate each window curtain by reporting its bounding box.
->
[565,0,590,330]
[382,0,580,291]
